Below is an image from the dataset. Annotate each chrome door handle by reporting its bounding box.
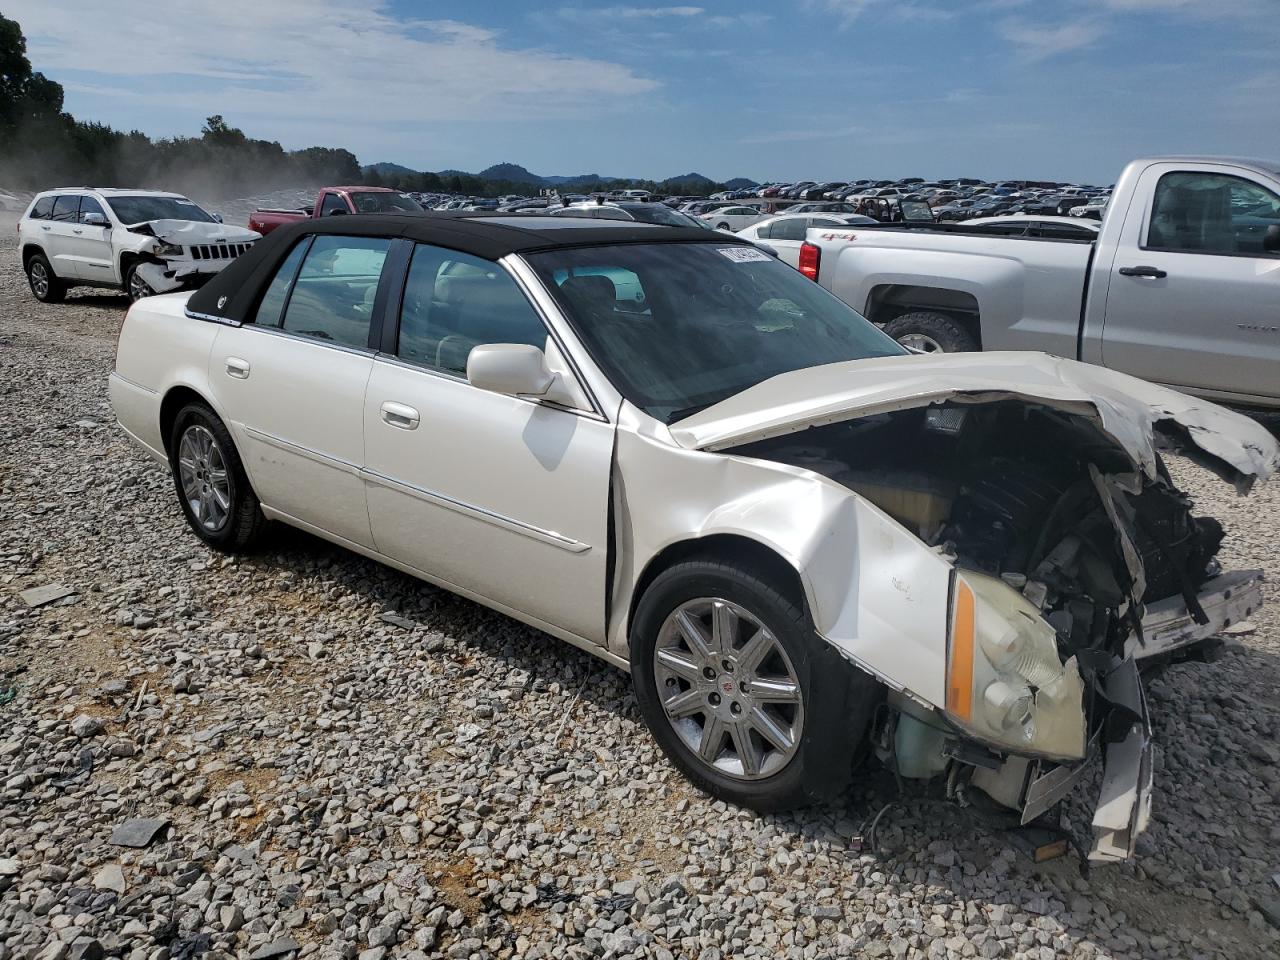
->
[225,357,250,379]
[380,401,420,430]
[40,225,50,231]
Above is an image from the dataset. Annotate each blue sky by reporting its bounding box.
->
[7,1,1279,184]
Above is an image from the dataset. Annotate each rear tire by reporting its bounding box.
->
[631,559,879,811]
[885,310,979,353]
[716,222,731,231]
[169,402,267,552]
[26,253,66,303]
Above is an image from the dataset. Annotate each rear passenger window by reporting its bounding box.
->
[253,238,311,328]
[29,196,55,220]
[770,218,809,242]
[50,195,79,222]
[280,236,390,349]
[396,245,548,377]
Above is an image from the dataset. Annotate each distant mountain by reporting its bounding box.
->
[363,162,418,177]
[364,161,754,191]
[477,163,543,185]
[724,177,760,190]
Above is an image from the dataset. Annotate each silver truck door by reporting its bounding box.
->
[1100,162,1280,404]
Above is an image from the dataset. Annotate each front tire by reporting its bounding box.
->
[26,253,66,303]
[884,310,979,353]
[631,559,878,811]
[126,262,156,302]
[169,402,266,552]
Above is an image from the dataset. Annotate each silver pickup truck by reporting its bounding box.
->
[802,157,1280,409]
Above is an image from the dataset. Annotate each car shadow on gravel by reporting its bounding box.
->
[253,521,1280,943]
[65,292,129,309]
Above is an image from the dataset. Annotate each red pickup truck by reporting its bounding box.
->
[248,186,423,235]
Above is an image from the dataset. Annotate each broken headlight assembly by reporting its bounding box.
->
[151,241,183,258]
[944,570,1086,761]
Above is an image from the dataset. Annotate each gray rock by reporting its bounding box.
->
[70,715,104,738]
[109,818,169,848]
[20,583,77,607]
[248,938,301,960]
[92,864,125,894]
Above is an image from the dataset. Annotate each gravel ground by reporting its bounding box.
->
[2,212,1279,960]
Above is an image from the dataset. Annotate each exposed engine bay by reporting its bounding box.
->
[731,398,1245,860]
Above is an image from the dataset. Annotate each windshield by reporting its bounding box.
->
[106,195,215,224]
[526,242,904,422]
[350,192,423,213]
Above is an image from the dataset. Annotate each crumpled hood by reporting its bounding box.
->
[129,219,259,244]
[670,351,1279,491]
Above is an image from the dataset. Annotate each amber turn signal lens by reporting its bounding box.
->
[947,578,975,722]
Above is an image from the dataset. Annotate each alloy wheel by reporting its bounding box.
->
[897,332,945,353]
[653,597,804,780]
[178,425,231,532]
[129,269,153,301]
[29,261,49,298]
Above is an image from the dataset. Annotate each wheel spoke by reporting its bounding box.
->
[698,715,727,763]
[736,626,773,673]
[196,491,209,525]
[728,721,761,777]
[675,609,715,662]
[749,706,794,752]
[746,677,800,704]
[655,647,702,684]
[662,688,705,719]
[209,485,231,511]
[710,601,736,654]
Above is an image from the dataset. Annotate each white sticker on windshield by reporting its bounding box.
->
[717,246,771,263]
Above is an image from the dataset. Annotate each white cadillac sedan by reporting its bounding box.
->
[110,213,1277,861]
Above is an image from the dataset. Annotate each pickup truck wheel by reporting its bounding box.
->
[169,403,267,552]
[885,311,978,353]
[631,560,878,811]
[126,263,155,302]
[26,253,66,303]
[716,222,731,230]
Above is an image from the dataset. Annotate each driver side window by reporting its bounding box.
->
[320,193,348,216]
[396,245,549,377]
[1147,171,1280,256]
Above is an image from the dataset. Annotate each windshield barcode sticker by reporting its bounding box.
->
[717,246,771,263]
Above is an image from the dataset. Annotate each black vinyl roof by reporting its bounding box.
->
[187,212,745,325]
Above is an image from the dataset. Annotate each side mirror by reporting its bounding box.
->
[1264,223,1280,253]
[82,212,108,227]
[326,207,348,217]
[213,213,224,223]
[467,343,576,406]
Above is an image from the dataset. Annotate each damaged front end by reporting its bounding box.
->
[129,220,259,294]
[723,393,1270,860]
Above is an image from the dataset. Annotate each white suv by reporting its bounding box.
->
[17,188,260,303]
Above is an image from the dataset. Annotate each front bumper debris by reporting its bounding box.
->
[135,261,223,294]
[970,571,1261,861]
[1129,569,1263,661]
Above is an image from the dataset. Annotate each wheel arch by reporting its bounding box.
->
[626,533,810,648]
[21,243,47,269]
[864,284,982,347]
[159,384,220,458]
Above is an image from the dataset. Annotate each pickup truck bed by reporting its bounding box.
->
[804,156,1280,409]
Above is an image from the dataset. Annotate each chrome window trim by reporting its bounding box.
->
[361,468,591,554]
[249,323,377,358]
[184,308,242,327]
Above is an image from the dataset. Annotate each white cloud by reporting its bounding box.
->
[558,5,705,18]
[5,0,659,131]
[998,18,1107,60]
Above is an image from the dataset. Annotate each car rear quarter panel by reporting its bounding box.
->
[611,410,952,707]
[111,294,220,455]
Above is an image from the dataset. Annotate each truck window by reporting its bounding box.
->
[1147,171,1280,257]
[29,195,56,220]
[280,236,390,349]
[320,193,349,216]
[50,195,80,223]
[77,196,108,224]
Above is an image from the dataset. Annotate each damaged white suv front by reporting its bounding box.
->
[17,188,258,304]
